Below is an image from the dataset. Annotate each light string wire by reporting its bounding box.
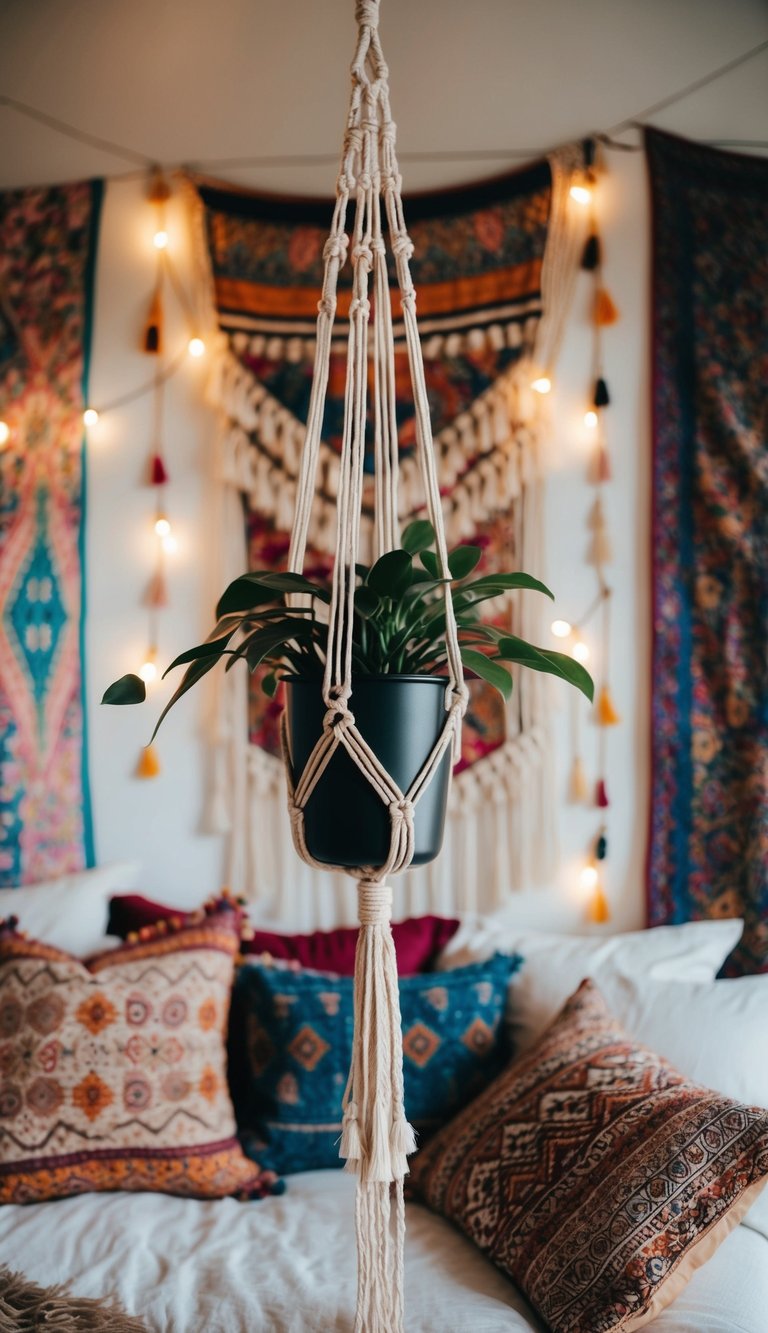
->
[0,34,766,181]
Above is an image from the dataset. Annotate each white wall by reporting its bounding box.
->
[79,45,765,927]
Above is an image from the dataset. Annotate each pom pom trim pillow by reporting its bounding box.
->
[108,894,459,975]
[0,908,277,1205]
[409,978,768,1333]
[231,952,521,1174]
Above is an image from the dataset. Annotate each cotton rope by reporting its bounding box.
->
[279,2,467,1327]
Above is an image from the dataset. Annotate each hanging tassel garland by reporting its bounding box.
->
[569,755,589,803]
[150,453,169,485]
[595,778,610,808]
[593,376,610,408]
[594,287,619,326]
[597,685,621,726]
[136,744,160,779]
[581,233,601,271]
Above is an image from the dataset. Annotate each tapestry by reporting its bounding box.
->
[647,129,768,975]
[195,149,584,920]
[0,180,102,886]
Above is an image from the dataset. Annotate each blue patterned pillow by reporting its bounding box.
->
[230,952,521,1174]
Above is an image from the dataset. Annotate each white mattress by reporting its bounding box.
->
[1,1171,766,1332]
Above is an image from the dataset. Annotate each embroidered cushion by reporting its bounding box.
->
[108,894,460,975]
[0,908,278,1205]
[230,952,521,1174]
[409,978,768,1333]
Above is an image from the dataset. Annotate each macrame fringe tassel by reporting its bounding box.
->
[341,880,414,1333]
[136,744,160,779]
[569,755,589,803]
[594,287,619,325]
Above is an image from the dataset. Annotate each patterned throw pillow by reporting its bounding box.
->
[409,979,768,1333]
[108,895,460,975]
[231,952,521,1174]
[0,908,278,1205]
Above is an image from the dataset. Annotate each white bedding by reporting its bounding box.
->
[1,1172,767,1332]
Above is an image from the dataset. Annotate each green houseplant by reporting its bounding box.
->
[104,519,593,867]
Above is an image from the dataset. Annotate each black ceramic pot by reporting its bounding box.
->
[284,675,453,870]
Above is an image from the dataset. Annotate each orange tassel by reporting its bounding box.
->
[143,288,163,355]
[597,685,621,726]
[136,744,160,779]
[145,570,168,608]
[594,287,619,326]
[589,877,611,924]
[568,755,589,803]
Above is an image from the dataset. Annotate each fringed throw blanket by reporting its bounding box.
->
[647,129,768,975]
[0,1265,147,1332]
[0,181,101,886]
[197,151,583,922]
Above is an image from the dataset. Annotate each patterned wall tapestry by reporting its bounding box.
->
[647,129,768,976]
[196,150,583,924]
[0,181,102,886]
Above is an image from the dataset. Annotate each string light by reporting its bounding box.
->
[531,375,552,395]
[161,532,178,554]
[579,863,598,892]
[83,407,99,427]
[584,410,598,429]
[187,336,205,358]
[139,652,158,684]
[0,421,9,446]
[569,182,592,206]
[572,639,590,663]
[154,515,171,539]
[153,229,169,250]
[551,619,572,638]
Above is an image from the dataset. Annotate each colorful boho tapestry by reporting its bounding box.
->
[647,129,768,976]
[0,181,102,886]
[196,150,584,920]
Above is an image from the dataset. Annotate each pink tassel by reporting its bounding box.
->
[145,570,169,608]
[595,778,609,808]
[150,453,169,485]
[597,445,612,483]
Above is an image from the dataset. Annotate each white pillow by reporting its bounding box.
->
[599,972,768,1109]
[437,915,744,1053]
[0,863,140,956]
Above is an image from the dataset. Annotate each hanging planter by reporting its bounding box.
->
[103,3,594,1326]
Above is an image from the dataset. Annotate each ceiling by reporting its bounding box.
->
[0,0,767,195]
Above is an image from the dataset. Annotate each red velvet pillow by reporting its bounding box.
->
[107,895,459,976]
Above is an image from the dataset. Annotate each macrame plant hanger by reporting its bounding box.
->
[280,2,467,1328]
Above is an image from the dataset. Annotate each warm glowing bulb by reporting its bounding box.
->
[162,533,178,554]
[0,421,9,446]
[572,639,590,663]
[153,229,168,250]
[551,619,572,639]
[531,376,552,395]
[584,410,598,430]
[570,184,592,206]
[139,657,158,684]
[83,407,99,427]
[154,516,171,538]
[188,336,205,358]
[579,864,598,892]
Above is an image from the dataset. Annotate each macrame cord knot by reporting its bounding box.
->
[356,878,392,925]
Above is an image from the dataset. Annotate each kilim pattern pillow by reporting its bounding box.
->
[0,907,278,1204]
[409,978,768,1333]
[230,952,521,1174]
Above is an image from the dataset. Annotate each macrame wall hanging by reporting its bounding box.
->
[193,83,587,930]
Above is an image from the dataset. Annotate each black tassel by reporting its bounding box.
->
[594,376,610,408]
[596,833,608,861]
[581,233,601,271]
[584,138,596,169]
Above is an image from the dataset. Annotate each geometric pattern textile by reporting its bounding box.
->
[0,180,102,885]
[409,978,768,1333]
[646,128,768,976]
[228,951,521,1176]
[0,906,277,1204]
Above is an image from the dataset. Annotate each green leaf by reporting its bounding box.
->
[459,648,513,700]
[216,574,282,618]
[457,572,555,602]
[163,633,235,678]
[448,545,483,580]
[354,586,381,618]
[496,636,594,702]
[367,549,413,599]
[255,572,331,602]
[101,673,146,706]
[261,672,279,698]
[419,549,439,578]
[401,519,435,555]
